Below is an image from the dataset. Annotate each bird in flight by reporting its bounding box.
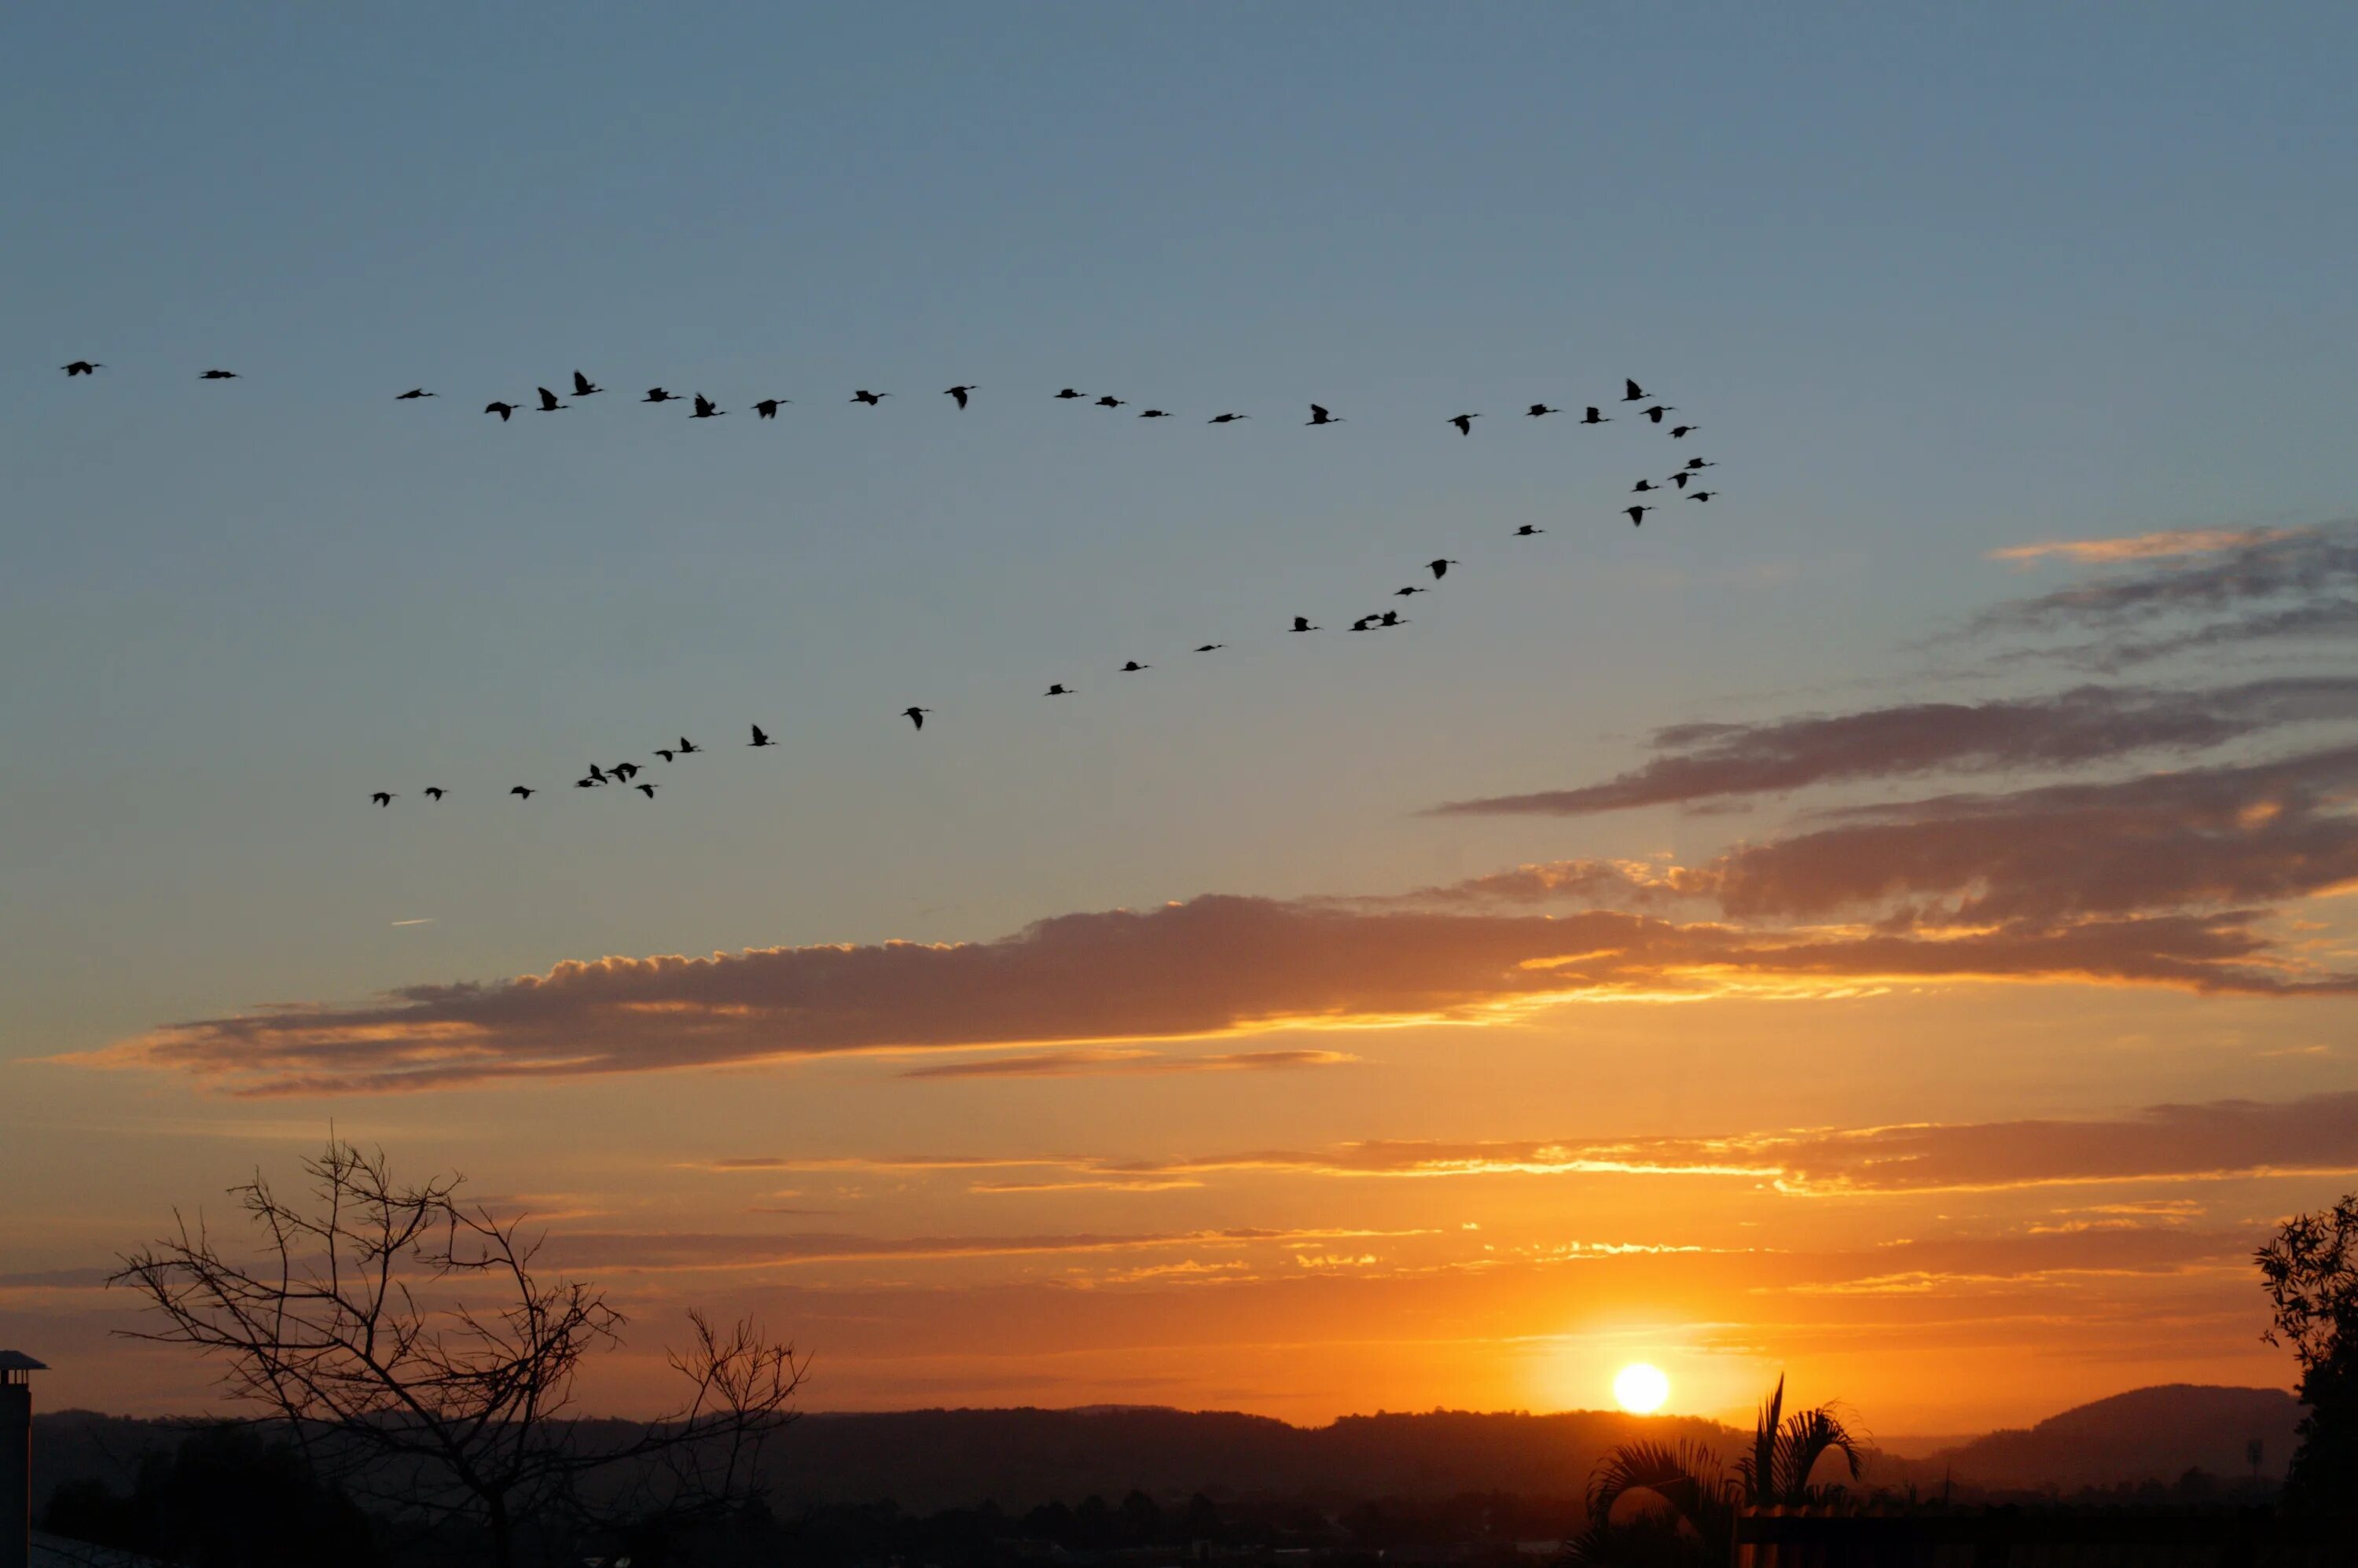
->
[1688,490,1718,502]
[1515,523,1544,536]
[1207,413,1249,424]
[1291,615,1320,632]
[1095,395,1128,408]
[945,385,975,409]
[1642,404,1676,424]
[1350,616,1376,632]
[902,706,931,729]
[677,736,702,755]
[1195,643,1225,652]
[200,369,239,380]
[1394,584,1428,597]
[1684,457,1716,470]
[510,786,536,799]
[749,724,776,747]
[851,390,891,405]
[1138,409,1173,419]
[1045,683,1074,696]
[586,764,608,784]
[485,401,518,421]
[1054,387,1087,399]
[371,791,395,806]
[1526,403,1558,418]
[1669,424,1699,439]
[610,762,640,780]
[1379,610,1405,627]
[571,370,602,398]
[655,748,676,762]
[635,782,658,798]
[1626,505,1654,526]
[1428,558,1460,578]
[1632,479,1660,493]
[1306,404,1342,426]
[1622,379,1654,402]
[1448,413,1478,436]
[1580,406,1609,424]
[1120,660,1150,672]
[645,387,681,403]
[395,387,435,399]
[575,777,600,789]
[61,361,102,376]
[424,787,447,801]
[753,398,787,419]
[535,387,568,412]
[1669,472,1692,490]
[690,395,723,419]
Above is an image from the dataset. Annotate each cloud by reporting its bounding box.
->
[899,1048,1357,1081]
[1432,679,2358,817]
[710,1090,2358,1197]
[537,1225,1433,1273]
[1988,527,2301,566]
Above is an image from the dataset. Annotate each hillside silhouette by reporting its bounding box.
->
[32,1386,2303,1515]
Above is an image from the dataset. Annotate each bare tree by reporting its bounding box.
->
[112,1139,803,1566]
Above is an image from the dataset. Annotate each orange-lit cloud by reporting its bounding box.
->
[1988,527,2301,565]
[899,1047,1357,1080]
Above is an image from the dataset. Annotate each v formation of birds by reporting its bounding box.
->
[56,363,1722,806]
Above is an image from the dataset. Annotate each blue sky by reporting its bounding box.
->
[6,4,2358,1428]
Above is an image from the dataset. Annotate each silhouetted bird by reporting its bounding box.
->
[753,398,787,418]
[1429,558,1459,578]
[571,370,602,397]
[586,765,608,784]
[1207,413,1249,424]
[611,762,639,780]
[1096,395,1127,408]
[1380,611,1404,627]
[677,736,701,754]
[395,387,435,399]
[1688,490,1718,502]
[645,387,681,402]
[485,401,518,420]
[851,390,890,405]
[575,778,599,789]
[1684,457,1716,469]
[635,783,658,798]
[1138,409,1172,418]
[200,369,239,380]
[1448,413,1478,436]
[1622,379,1653,402]
[1581,406,1608,424]
[1350,616,1376,632]
[1669,472,1691,489]
[1626,505,1654,526]
[424,788,446,801]
[1526,403,1559,417]
[1642,405,1675,424]
[655,749,675,762]
[536,386,567,412]
[61,361,101,376]
[1195,643,1225,652]
[1515,523,1544,536]
[371,792,395,806]
[945,385,975,409]
[1120,660,1150,671]
[1632,479,1659,493]
[1306,404,1342,425]
[1291,615,1319,632]
[1669,424,1699,438]
[1054,387,1087,399]
[691,394,723,418]
[749,724,775,747]
[902,706,930,729]
[1394,585,1428,597]
[510,785,536,799]
[1045,683,1074,696]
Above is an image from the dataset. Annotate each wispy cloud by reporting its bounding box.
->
[1988,527,2301,566]
[900,1048,1356,1081]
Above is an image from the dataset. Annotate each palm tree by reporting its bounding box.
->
[1564,1376,1864,1566]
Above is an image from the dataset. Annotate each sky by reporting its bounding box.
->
[5,3,2358,1441]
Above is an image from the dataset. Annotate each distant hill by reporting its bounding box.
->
[1893,1385,2302,1492]
[30,1385,2306,1517]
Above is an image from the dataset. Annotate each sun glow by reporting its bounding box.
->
[1614,1362,1670,1414]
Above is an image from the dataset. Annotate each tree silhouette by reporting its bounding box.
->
[2255,1191,2358,1510]
[111,1138,805,1567]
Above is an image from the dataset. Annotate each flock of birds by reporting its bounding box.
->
[53,360,1724,807]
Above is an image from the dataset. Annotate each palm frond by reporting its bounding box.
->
[1584,1438,1726,1527]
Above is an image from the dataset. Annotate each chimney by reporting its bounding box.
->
[0,1352,43,1568]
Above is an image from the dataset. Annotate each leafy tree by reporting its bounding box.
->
[2255,1191,2358,1510]
[112,1138,806,1568]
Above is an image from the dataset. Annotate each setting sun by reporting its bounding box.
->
[1613,1363,1670,1415]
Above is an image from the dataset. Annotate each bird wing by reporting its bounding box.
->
[574,371,593,395]
[1625,380,1642,398]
